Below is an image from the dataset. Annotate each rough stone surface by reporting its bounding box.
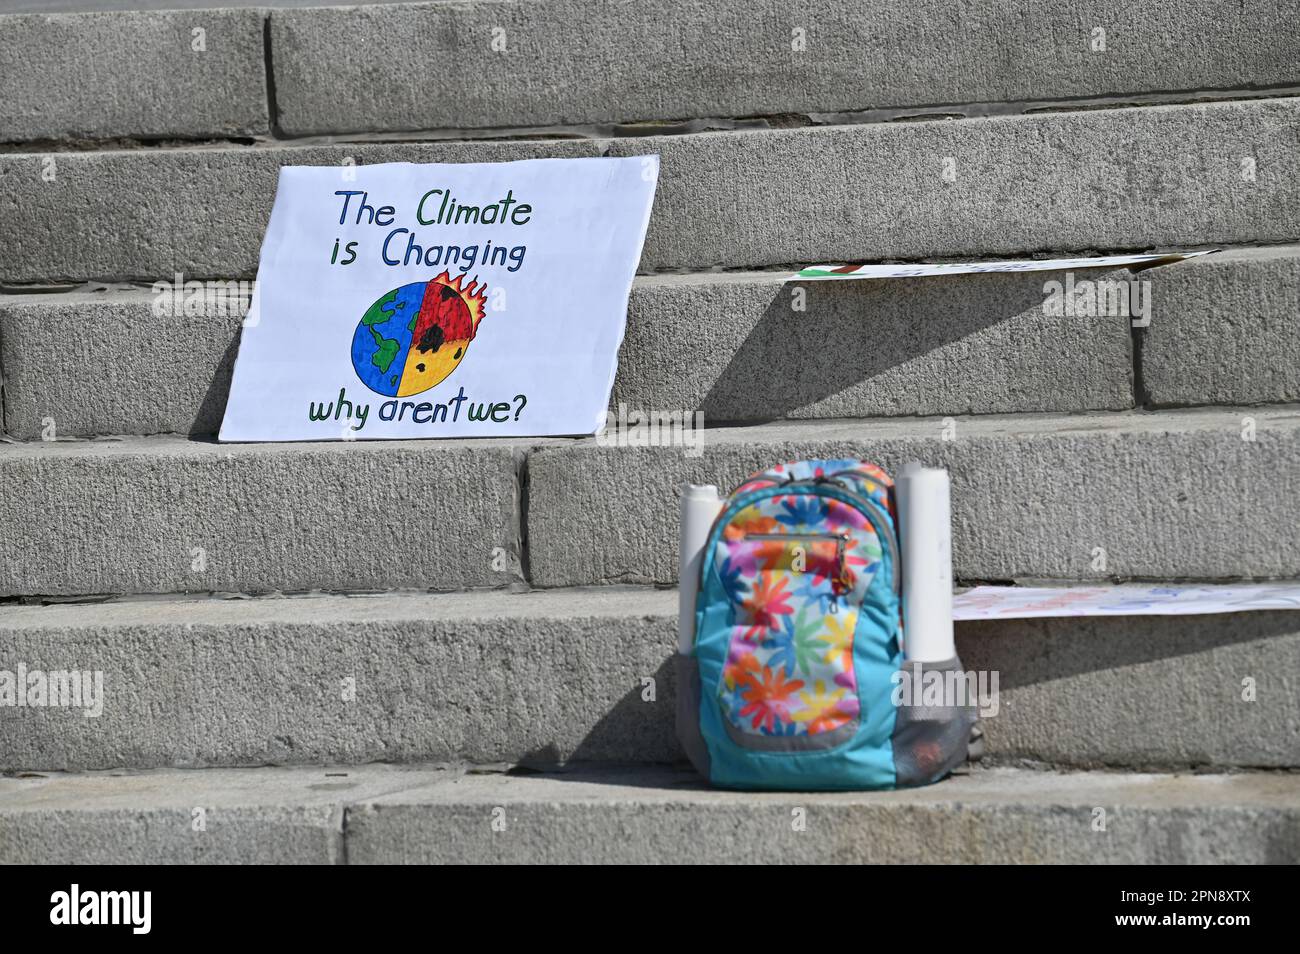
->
[269,0,1300,135]
[4,1,1299,869]
[0,588,677,770]
[0,139,600,285]
[3,763,1294,864]
[0,286,243,439]
[957,610,1300,769]
[619,269,1133,423]
[2,100,1296,284]
[1143,245,1300,407]
[1,588,1294,772]
[346,764,1300,864]
[11,247,1300,440]
[0,267,1134,439]
[0,435,523,596]
[610,99,1300,272]
[527,406,1300,585]
[0,9,268,143]
[0,763,455,864]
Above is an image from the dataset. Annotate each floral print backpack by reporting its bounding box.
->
[676,458,974,790]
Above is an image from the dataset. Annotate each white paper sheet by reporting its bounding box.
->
[953,583,1300,620]
[795,250,1213,281]
[220,156,658,441]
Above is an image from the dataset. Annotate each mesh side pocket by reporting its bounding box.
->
[890,657,978,787]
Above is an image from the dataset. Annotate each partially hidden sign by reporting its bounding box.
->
[952,583,1300,620]
[795,250,1214,281]
[219,156,659,441]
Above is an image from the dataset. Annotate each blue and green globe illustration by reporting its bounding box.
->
[351,272,487,397]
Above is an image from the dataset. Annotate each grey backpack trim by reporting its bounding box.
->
[675,652,711,779]
[722,716,858,752]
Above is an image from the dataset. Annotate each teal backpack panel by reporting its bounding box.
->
[677,458,973,791]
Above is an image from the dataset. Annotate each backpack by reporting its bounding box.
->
[676,458,975,790]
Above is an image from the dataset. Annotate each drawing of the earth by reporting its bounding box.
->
[351,272,487,397]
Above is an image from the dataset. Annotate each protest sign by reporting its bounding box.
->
[220,156,658,441]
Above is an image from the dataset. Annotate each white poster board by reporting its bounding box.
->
[220,156,659,441]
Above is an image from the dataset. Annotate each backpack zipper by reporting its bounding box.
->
[805,474,901,595]
[741,531,851,610]
[742,532,848,571]
[743,532,847,543]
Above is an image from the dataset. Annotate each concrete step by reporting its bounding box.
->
[7,247,1299,441]
[0,761,416,864]
[0,261,1139,439]
[348,764,1300,865]
[0,7,268,144]
[530,405,1300,586]
[268,0,1300,136]
[2,762,1296,863]
[0,286,244,440]
[5,405,1298,597]
[1143,245,1300,407]
[0,435,523,597]
[5,2,1298,145]
[0,587,675,770]
[1,587,1295,772]
[2,98,1295,284]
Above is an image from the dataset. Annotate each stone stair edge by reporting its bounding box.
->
[6,575,1300,622]
[4,95,1295,284]
[4,0,1300,152]
[11,90,1298,159]
[2,763,1296,863]
[534,403,1300,447]
[6,577,1300,630]
[4,762,1297,811]
[5,240,1298,303]
[0,431,555,455]
[5,403,1300,451]
[0,583,675,629]
[11,577,1300,627]
[4,94,1298,160]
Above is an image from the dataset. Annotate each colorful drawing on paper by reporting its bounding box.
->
[951,583,1300,620]
[351,272,488,397]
